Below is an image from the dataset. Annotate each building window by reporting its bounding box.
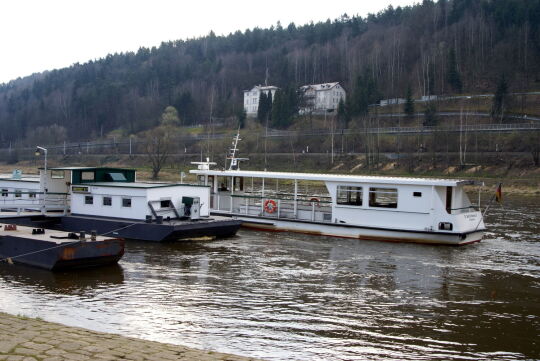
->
[15,190,22,198]
[85,196,93,205]
[103,196,112,206]
[122,198,132,207]
[1,189,8,197]
[336,186,363,206]
[369,188,398,208]
[51,170,65,179]
[81,171,95,181]
[413,192,422,197]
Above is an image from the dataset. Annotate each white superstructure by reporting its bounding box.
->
[190,160,486,245]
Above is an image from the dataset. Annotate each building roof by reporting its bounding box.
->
[244,85,280,93]
[190,169,478,187]
[300,82,341,92]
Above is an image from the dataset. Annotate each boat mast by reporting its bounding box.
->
[227,129,248,170]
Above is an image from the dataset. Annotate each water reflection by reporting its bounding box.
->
[0,195,539,360]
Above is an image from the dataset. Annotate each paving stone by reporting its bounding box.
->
[0,312,257,361]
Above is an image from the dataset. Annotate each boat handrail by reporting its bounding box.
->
[228,193,332,204]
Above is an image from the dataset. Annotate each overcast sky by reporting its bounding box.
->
[0,0,417,84]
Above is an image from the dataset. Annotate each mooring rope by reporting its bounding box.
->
[0,221,138,265]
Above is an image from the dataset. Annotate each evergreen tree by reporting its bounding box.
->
[491,75,509,122]
[257,92,268,122]
[404,85,415,119]
[446,47,462,93]
[237,108,247,129]
[337,98,348,128]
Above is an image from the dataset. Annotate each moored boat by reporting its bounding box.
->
[189,134,486,246]
[0,223,124,270]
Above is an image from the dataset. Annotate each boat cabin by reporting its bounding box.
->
[0,170,41,211]
[40,167,210,220]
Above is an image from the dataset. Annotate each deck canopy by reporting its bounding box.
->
[191,169,480,187]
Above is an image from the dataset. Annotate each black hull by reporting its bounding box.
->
[60,215,241,242]
[0,235,124,271]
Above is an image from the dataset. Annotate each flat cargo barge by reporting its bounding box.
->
[0,223,124,270]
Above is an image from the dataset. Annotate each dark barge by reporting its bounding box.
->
[0,223,124,271]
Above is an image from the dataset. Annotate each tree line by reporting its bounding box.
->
[0,0,539,146]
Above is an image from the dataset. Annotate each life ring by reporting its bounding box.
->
[309,197,320,206]
[264,199,277,213]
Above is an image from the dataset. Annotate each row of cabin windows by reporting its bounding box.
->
[336,186,421,208]
[84,196,131,207]
[1,189,37,198]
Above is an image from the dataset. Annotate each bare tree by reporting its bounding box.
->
[144,127,173,180]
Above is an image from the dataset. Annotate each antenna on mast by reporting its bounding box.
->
[227,128,249,170]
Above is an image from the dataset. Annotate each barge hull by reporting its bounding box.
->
[0,235,124,270]
[61,215,242,242]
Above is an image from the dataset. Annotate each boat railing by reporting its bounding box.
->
[212,193,333,223]
[0,192,69,214]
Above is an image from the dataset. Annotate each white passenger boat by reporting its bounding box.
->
[190,136,486,245]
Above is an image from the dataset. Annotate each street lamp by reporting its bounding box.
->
[35,146,48,195]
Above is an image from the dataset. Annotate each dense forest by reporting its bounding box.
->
[0,0,539,146]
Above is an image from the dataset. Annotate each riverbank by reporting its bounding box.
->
[1,154,539,195]
[0,312,258,361]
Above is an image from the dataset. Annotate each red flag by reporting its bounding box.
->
[495,183,502,203]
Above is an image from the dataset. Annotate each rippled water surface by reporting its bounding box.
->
[1,195,539,360]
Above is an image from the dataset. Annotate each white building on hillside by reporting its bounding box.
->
[299,82,346,114]
[243,85,279,115]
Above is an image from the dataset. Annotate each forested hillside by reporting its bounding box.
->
[1,0,539,146]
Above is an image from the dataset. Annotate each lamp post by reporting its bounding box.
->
[35,146,48,195]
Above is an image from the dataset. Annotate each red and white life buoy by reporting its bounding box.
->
[264,199,277,213]
[309,197,320,206]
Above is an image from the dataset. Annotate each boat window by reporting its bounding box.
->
[85,196,93,205]
[369,188,398,208]
[413,192,422,197]
[122,198,132,207]
[29,192,36,198]
[160,200,171,208]
[15,190,22,198]
[336,186,363,206]
[81,171,95,181]
[105,172,127,182]
[1,189,8,197]
[103,196,112,206]
[51,170,65,179]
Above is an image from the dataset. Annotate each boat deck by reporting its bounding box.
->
[0,223,115,244]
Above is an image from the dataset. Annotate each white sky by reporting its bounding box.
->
[0,0,417,84]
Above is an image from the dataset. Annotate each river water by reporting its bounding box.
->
[1,195,539,360]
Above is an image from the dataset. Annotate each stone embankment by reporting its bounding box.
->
[0,312,259,361]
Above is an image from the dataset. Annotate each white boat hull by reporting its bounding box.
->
[212,212,484,246]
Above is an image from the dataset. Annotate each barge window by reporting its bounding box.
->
[81,171,95,181]
[336,186,363,206]
[103,197,112,206]
[51,170,65,179]
[413,192,422,197]
[122,198,132,207]
[1,189,7,197]
[369,188,398,208]
[85,196,93,205]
